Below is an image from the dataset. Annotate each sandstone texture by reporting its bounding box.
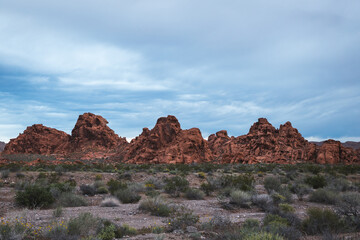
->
[0,141,5,152]
[118,115,212,164]
[1,114,359,164]
[311,141,360,150]
[3,124,70,155]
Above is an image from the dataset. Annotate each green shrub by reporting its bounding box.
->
[220,174,254,191]
[309,188,339,205]
[229,190,251,208]
[97,224,116,240]
[200,182,216,196]
[164,176,189,197]
[15,184,55,209]
[53,206,63,217]
[139,197,174,217]
[244,232,284,240]
[185,188,205,200]
[107,179,127,195]
[115,224,137,238]
[242,218,260,230]
[264,176,281,193]
[302,207,342,235]
[289,182,311,200]
[263,214,289,227]
[167,210,199,231]
[1,169,10,179]
[278,203,295,213]
[114,188,141,204]
[336,192,360,230]
[57,192,88,207]
[145,177,164,190]
[305,175,327,189]
[67,212,101,236]
[80,184,96,196]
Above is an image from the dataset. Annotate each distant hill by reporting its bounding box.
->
[311,141,360,150]
[0,141,5,152]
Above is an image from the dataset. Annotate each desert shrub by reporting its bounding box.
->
[1,169,10,179]
[185,188,205,200]
[328,177,354,192]
[271,193,286,205]
[243,232,284,240]
[106,179,127,195]
[201,215,232,232]
[118,171,132,181]
[243,218,260,230]
[115,224,137,238]
[139,197,174,217]
[15,172,25,179]
[44,225,73,240]
[289,182,311,200]
[305,175,327,189]
[128,182,145,193]
[97,224,116,240]
[263,214,289,227]
[57,192,88,207]
[50,182,75,198]
[53,206,63,217]
[229,190,251,208]
[251,194,273,211]
[309,188,339,205]
[278,203,294,213]
[167,210,199,231]
[67,212,102,236]
[114,188,141,203]
[200,182,216,196]
[80,184,96,196]
[264,176,281,193]
[164,176,189,197]
[220,174,254,191]
[96,186,109,194]
[302,207,342,235]
[145,177,164,190]
[100,197,121,207]
[15,184,55,209]
[336,192,360,230]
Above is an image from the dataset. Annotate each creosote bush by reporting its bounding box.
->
[80,184,96,196]
[164,176,189,197]
[139,197,174,217]
[229,190,251,208]
[309,188,339,205]
[264,176,281,193]
[305,175,327,189]
[15,184,55,209]
[185,188,205,200]
[302,207,342,235]
[114,188,141,204]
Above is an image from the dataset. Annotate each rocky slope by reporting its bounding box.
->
[117,115,212,164]
[3,113,128,158]
[0,141,6,152]
[1,114,359,164]
[312,141,360,150]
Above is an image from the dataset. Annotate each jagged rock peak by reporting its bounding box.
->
[216,130,229,138]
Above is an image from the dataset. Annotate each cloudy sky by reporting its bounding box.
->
[0,0,359,143]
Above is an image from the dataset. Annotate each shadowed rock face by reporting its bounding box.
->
[3,124,70,155]
[0,141,6,152]
[208,118,357,164]
[2,114,359,164]
[3,113,128,157]
[70,113,127,152]
[119,115,212,164]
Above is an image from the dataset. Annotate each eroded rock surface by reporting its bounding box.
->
[0,141,5,152]
[120,115,212,164]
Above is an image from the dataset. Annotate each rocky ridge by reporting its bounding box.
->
[1,113,359,164]
[0,141,6,152]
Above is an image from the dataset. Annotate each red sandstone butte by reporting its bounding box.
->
[3,124,70,155]
[316,139,358,164]
[118,115,212,164]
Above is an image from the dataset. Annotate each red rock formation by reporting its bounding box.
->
[0,141,5,152]
[316,139,358,164]
[209,118,318,164]
[70,113,127,152]
[3,124,70,155]
[119,115,212,164]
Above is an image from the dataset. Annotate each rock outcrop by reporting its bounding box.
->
[70,113,127,152]
[0,141,6,152]
[209,118,317,164]
[3,124,70,155]
[118,115,212,164]
[3,113,128,158]
[315,140,358,164]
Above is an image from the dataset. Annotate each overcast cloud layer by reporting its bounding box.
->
[0,0,359,143]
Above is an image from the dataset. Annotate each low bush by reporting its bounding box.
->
[278,203,294,213]
[53,206,63,217]
[15,184,55,209]
[305,175,327,189]
[100,197,121,207]
[145,177,164,190]
[67,212,102,237]
[107,179,127,195]
[336,192,360,230]
[244,232,284,240]
[114,188,141,204]
[1,169,10,179]
[97,224,116,240]
[302,207,342,235]
[167,210,199,231]
[309,188,339,205]
[115,224,137,238]
[164,176,189,197]
[80,184,96,196]
[185,188,205,200]
[139,197,174,217]
[229,190,251,208]
[57,192,88,207]
[200,182,216,196]
[289,182,311,200]
[251,194,273,211]
[264,176,281,193]
[220,174,254,192]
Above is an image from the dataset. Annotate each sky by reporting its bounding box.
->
[0,0,360,143]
